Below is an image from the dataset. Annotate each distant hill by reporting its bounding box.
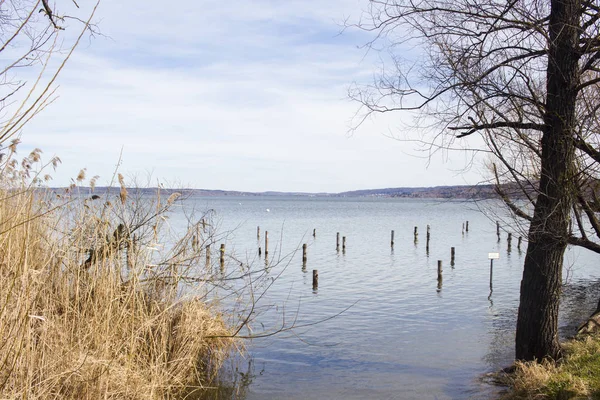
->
[337,184,498,199]
[59,184,502,199]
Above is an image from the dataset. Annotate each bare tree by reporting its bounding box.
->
[348,0,600,361]
[0,0,100,146]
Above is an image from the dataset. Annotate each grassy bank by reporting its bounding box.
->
[500,334,600,399]
[0,149,239,399]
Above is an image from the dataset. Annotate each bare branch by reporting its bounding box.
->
[451,121,546,138]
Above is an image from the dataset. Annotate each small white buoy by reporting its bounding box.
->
[266,208,270,212]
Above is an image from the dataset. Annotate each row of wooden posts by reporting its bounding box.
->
[256,226,321,257]
[201,243,227,270]
[496,221,523,251]
[404,225,432,252]
[205,244,227,270]
[214,222,523,290]
[258,225,449,289]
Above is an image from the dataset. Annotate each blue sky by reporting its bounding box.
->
[17,0,484,192]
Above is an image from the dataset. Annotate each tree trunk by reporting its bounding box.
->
[515,0,580,361]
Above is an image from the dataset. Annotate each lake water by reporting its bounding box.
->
[175,196,600,399]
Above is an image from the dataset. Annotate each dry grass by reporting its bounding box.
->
[501,335,600,399]
[0,146,240,399]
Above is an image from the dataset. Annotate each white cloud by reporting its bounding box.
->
[14,0,484,192]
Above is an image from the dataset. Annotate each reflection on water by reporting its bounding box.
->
[180,358,255,400]
[560,279,600,337]
[169,196,600,399]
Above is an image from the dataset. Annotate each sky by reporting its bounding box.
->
[14,0,484,193]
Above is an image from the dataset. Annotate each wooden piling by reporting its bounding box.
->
[313,228,316,238]
[206,244,211,265]
[192,233,199,252]
[220,244,225,267]
[518,236,522,250]
[257,226,260,240]
[312,269,318,289]
[258,246,262,256]
[437,260,443,281]
[489,259,494,289]
[342,236,346,251]
[462,222,465,235]
[414,226,418,243]
[336,232,340,251]
[507,233,512,251]
[496,221,500,241]
[451,247,455,266]
[265,231,269,256]
[466,221,469,232]
[426,225,430,253]
[302,243,307,263]
[391,230,395,247]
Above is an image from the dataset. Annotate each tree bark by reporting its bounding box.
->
[515,0,580,361]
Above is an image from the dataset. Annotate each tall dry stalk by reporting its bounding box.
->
[0,150,240,399]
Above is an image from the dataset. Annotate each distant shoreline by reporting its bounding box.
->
[54,184,504,200]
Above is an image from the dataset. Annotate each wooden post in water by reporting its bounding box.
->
[313,228,316,238]
[507,233,512,251]
[342,236,346,251]
[451,247,455,267]
[490,259,494,289]
[302,244,307,271]
[426,225,430,253]
[496,221,500,241]
[391,230,395,248]
[257,226,260,240]
[437,260,443,281]
[312,270,318,289]
[302,243,307,264]
[466,221,469,232]
[336,232,340,252]
[219,244,225,268]
[518,236,522,251]
[206,244,211,265]
[265,231,269,256]
[192,233,199,252]
[258,247,262,256]
[414,226,418,243]
[462,222,465,235]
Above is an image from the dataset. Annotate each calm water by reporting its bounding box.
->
[174,196,600,399]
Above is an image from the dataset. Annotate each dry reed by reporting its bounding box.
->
[0,149,239,399]
[500,334,600,399]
